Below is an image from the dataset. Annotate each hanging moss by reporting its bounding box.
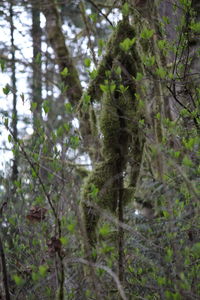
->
[82,79,144,245]
[81,15,166,245]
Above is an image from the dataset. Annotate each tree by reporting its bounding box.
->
[0,0,199,299]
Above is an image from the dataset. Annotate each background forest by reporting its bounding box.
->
[0,0,200,299]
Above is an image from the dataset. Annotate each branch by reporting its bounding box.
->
[0,204,10,300]
[41,0,82,104]
[0,236,11,300]
[65,257,128,300]
[86,0,114,27]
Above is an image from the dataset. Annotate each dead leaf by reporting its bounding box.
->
[26,206,47,223]
[47,236,62,255]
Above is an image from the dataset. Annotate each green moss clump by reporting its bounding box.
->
[81,20,148,246]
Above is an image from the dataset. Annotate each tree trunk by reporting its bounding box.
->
[32,0,42,131]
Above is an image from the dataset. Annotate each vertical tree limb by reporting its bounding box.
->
[32,0,42,131]
[0,236,10,300]
[9,0,18,183]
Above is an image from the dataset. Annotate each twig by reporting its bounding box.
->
[79,1,97,66]
[0,203,10,300]
[65,257,128,300]
[86,0,113,27]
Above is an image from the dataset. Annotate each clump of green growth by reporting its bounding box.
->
[81,16,164,245]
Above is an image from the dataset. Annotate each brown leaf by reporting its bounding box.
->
[47,236,62,255]
[26,206,47,223]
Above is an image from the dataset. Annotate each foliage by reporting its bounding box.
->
[0,0,200,299]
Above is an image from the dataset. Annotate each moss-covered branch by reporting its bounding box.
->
[81,20,145,245]
[42,0,82,103]
[81,20,137,102]
[41,0,97,158]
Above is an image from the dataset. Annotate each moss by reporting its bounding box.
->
[122,187,135,205]
[100,93,121,158]
[81,20,155,246]
[89,105,98,137]
[82,159,119,210]
[75,166,89,179]
[84,20,136,102]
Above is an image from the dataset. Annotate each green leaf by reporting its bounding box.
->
[182,137,199,150]
[122,3,129,16]
[60,67,69,77]
[162,16,170,24]
[59,82,68,93]
[120,38,136,52]
[14,180,21,188]
[20,93,25,103]
[165,291,181,300]
[63,122,70,133]
[99,223,111,236]
[100,244,115,254]
[89,13,97,23]
[70,135,79,149]
[140,28,154,39]
[165,247,173,262]
[155,67,167,78]
[157,276,166,286]
[85,290,91,298]
[179,0,192,8]
[119,84,128,93]
[31,102,37,112]
[180,108,190,117]
[65,102,73,113]
[8,134,12,143]
[57,126,64,138]
[139,119,145,128]
[190,22,200,33]
[182,156,193,167]
[192,242,200,257]
[4,118,8,128]
[100,84,109,93]
[39,265,48,277]
[32,272,40,281]
[60,236,69,246]
[142,55,155,67]
[67,222,76,233]
[89,184,99,198]
[83,93,91,107]
[98,39,105,56]
[128,265,134,273]
[43,100,50,114]
[96,268,105,276]
[135,72,143,81]
[174,151,180,158]
[35,52,41,64]
[156,112,160,120]
[163,210,170,218]
[13,274,24,286]
[157,39,168,50]
[110,83,116,93]
[115,66,121,75]
[31,169,37,178]
[84,58,91,68]
[3,84,10,95]
[0,59,5,72]
[100,81,116,93]
[90,69,98,79]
